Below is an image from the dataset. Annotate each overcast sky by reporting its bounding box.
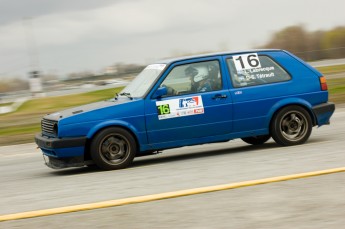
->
[1,0,344,78]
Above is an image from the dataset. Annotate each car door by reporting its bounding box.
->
[145,58,233,148]
[224,52,293,133]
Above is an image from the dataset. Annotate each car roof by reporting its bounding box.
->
[155,49,283,64]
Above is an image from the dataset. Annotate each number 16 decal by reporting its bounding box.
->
[233,53,261,71]
[157,104,170,115]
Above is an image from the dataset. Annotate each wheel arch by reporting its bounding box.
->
[266,98,317,130]
[84,121,142,160]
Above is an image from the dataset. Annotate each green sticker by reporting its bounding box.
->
[157,104,170,115]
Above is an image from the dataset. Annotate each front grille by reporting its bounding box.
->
[41,119,57,136]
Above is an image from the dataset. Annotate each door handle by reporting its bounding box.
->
[212,94,227,99]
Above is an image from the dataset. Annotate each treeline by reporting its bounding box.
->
[259,25,345,61]
[0,79,29,94]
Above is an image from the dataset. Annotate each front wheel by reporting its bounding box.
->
[90,127,137,170]
[241,135,271,145]
[270,106,312,146]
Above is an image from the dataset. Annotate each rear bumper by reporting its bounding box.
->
[312,102,335,126]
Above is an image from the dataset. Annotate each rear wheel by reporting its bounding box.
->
[270,106,312,146]
[90,127,137,170]
[241,135,271,145]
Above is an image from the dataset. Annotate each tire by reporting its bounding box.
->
[270,106,312,146]
[241,135,271,145]
[90,127,137,170]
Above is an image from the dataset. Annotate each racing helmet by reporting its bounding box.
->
[185,65,209,83]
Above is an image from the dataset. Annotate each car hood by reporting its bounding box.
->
[44,98,131,121]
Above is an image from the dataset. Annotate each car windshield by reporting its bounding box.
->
[119,64,166,98]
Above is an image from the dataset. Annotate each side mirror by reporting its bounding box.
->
[152,86,168,99]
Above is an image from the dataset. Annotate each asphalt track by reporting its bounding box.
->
[0,106,344,228]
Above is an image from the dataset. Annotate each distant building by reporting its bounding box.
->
[104,66,118,75]
[29,71,42,93]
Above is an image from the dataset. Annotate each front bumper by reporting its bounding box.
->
[35,134,87,169]
[43,154,86,169]
[312,102,335,126]
[35,134,86,150]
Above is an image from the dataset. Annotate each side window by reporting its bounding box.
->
[227,55,291,88]
[160,60,222,96]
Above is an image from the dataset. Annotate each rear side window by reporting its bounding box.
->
[227,54,291,88]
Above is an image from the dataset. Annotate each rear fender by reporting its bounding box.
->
[266,98,314,127]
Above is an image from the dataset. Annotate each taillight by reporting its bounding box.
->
[320,76,328,91]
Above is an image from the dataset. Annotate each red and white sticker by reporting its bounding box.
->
[156,95,204,120]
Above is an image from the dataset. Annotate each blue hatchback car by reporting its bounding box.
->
[35,49,335,170]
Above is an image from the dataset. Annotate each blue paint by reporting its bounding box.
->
[35,50,335,167]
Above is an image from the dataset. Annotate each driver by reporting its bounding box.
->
[185,65,213,92]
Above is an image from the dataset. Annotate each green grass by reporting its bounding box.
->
[0,123,40,136]
[329,85,345,94]
[327,77,345,104]
[0,102,13,107]
[0,87,123,146]
[316,64,345,75]
[16,87,122,115]
[328,78,345,94]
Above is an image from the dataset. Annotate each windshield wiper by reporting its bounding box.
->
[119,92,133,100]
